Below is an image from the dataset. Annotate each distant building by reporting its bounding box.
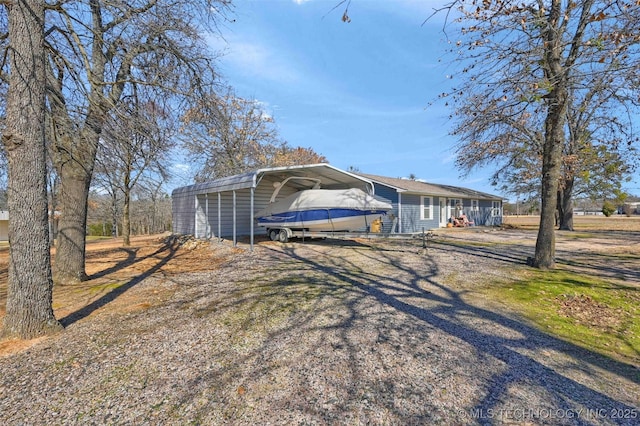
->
[0,211,8,241]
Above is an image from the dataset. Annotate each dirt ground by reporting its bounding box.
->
[0,221,638,424]
[0,233,242,354]
[1,217,638,357]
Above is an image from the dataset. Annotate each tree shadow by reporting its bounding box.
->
[86,247,139,280]
[164,237,638,422]
[265,240,639,420]
[59,240,180,327]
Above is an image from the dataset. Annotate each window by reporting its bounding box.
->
[421,196,433,220]
[471,200,479,212]
[492,201,502,217]
[450,199,462,217]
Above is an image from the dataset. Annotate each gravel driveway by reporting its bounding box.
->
[0,230,638,425]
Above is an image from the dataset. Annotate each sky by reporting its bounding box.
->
[186,0,639,200]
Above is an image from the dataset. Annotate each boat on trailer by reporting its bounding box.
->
[255,177,392,241]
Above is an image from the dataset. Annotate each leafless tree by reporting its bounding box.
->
[182,87,327,181]
[1,0,62,338]
[436,0,640,268]
[44,0,230,283]
[93,92,174,246]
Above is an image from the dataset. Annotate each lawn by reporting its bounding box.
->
[484,268,639,363]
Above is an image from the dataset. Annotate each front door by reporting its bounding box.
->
[439,198,447,227]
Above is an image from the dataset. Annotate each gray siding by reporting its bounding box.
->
[369,182,503,232]
[448,199,502,227]
[200,190,254,238]
[399,193,440,233]
[372,184,399,233]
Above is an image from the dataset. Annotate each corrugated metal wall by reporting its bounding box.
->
[173,176,305,239]
[199,190,255,238]
[172,190,196,236]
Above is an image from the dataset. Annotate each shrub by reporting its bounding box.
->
[601,201,616,217]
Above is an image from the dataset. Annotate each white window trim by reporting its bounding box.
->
[492,201,502,217]
[450,198,463,218]
[471,199,479,212]
[421,196,433,220]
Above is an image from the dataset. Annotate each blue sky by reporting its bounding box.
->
[193,0,639,199]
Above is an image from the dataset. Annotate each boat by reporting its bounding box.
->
[255,177,392,238]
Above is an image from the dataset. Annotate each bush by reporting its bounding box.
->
[87,222,115,236]
[602,201,616,217]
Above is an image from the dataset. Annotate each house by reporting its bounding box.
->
[357,174,504,232]
[171,164,504,249]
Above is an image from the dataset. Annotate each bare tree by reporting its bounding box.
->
[456,91,635,231]
[183,87,327,181]
[94,92,173,246]
[437,0,640,268]
[44,0,230,284]
[270,146,328,168]
[1,0,62,338]
[182,87,282,181]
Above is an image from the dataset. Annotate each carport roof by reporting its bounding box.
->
[171,163,375,196]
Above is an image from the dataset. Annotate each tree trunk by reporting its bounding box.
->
[533,101,566,269]
[533,75,568,268]
[532,0,568,270]
[54,167,91,284]
[122,187,131,246]
[111,190,118,238]
[558,178,575,231]
[49,175,59,247]
[2,0,63,338]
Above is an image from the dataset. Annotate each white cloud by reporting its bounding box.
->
[207,32,301,85]
[292,0,313,4]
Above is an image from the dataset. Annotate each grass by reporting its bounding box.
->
[485,269,640,364]
[503,214,640,231]
[86,236,116,242]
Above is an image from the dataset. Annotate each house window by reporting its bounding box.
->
[421,196,433,220]
[450,199,462,218]
[492,201,502,217]
[471,200,479,212]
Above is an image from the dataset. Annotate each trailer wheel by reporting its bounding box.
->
[268,229,279,241]
[278,229,289,243]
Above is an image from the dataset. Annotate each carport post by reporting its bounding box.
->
[217,192,221,243]
[398,192,403,233]
[233,190,237,247]
[194,195,198,238]
[205,193,209,238]
[250,187,254,251]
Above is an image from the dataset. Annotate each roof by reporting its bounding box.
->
[358,173,504,200]
[171,164,375,197]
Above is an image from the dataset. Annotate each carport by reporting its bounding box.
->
[171,164,376,250]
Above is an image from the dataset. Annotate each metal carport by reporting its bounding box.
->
[171,164,376,250]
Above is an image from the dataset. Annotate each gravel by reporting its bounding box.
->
[0,230,638,425]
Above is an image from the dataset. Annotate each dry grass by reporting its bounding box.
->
[503,214,640,231]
